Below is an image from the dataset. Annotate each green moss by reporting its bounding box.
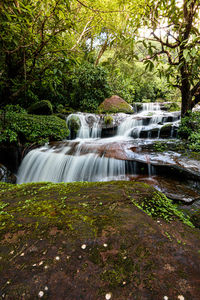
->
[67,115,81,134]
[98,96,133,114]
[132,190,194,227]
[27,100,53,115]
[99,102,133,113]
[153,141,168,152]
[0,181,194,240]
[104,115,113,125]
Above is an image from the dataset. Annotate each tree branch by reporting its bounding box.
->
[191,81,200,96]
[152,32,180,49]
[70,18,93,51]
[76,0,128,13]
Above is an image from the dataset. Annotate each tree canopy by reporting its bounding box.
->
[0,0,199,115]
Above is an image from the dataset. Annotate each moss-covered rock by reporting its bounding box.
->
[104,115,113,126]
[28,100,53,115]
[99,95,133,113]
[67,115,81,134]
[0,181,199,299]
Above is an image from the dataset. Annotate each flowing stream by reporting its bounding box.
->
[17,103,182,184]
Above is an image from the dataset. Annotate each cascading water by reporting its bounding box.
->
[67,113,101,139]
[117,102,180,138]
[17,102,181,183]
[17,140,126,183]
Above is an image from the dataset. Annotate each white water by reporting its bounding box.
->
[67,113,101,139]
[17,141,126,183]
[17,102,181,183]
[117,103,180,138]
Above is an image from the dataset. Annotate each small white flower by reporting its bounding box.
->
[123,281,126,285]
[10,250,14,255]
[55,256,60,261]
[163,296,168,300]
[105,292,112,300]
[67,256,70,259]
[81,244,86,249]
[39,261,43,266]
[44,265,48,269]
[178,296,184,300]
[157,220,160,223]
[20,253,24,256]
[6,281,10,285]
[44,286,48,291]
[32,263,37,267]
[103,243,108,248]
[38,291,44,298]
[123,256,127,260]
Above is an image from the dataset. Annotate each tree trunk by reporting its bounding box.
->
[95,40,108,66]
[180,56,192,117]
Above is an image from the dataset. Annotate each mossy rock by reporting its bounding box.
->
[98,95,133,114]
[67,115,81,134]
[28,100,53,115]
[104,115,113,126]
[0,181,199,299]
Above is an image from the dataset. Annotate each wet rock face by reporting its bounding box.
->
[190,210,200,228]
[0,164,16,183]
[129,175,200,204]
[85,114,97,126]
[0,144,22,173]
[0,181,199,300]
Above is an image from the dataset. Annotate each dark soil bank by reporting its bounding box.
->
[0,181,200,300]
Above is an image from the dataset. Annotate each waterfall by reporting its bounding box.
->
[17,102,181,184]
[142,102,161,112]
[66,113,101,139]
[117,103,180,138]
[17,142,126,183]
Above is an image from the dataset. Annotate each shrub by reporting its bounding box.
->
[28,100,53,115]
[3,104,27,114]
[178,111,200,152]
[164,102,180,112]
[0,111,69,145]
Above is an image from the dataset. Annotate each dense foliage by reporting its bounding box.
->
[178,111,200,152]
[70,63,111,111]
[137,0,200,116]
[0,107,69,145]
[0,0,199,146]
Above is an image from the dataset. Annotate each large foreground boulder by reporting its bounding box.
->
[99,95,133,113]
[0,181,199,299]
